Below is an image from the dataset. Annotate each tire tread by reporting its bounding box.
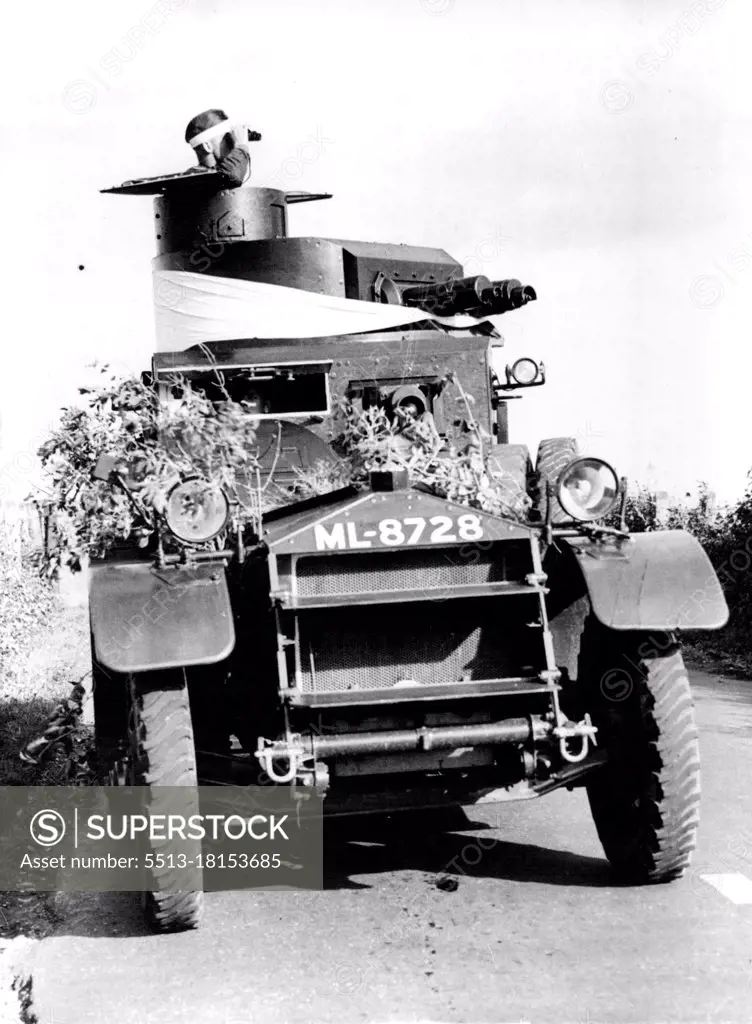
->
[584,626,701,882]
[533,437,579,522]
[130,678,204,932]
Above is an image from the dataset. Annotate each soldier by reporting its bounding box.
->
[390,385,440,443]
[242,385,272,416]
[184,108,253,188]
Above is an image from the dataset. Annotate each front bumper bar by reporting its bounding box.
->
[301,717,551,757]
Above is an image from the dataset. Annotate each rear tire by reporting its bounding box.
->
[533,437,579,522]
[128,672,204,932]
[579,618,700,882]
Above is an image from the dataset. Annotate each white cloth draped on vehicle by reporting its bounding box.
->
[152,270,481,352]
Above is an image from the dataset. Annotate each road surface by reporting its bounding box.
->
[15,667,752,1024]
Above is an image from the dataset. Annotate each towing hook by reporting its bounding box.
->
[256,739,301,784]
[554,714,597,765]
[559,733,589,764]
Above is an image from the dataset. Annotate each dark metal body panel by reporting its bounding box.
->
[560,530,729,631]
[154,236,463,299]
[336,239,462,301]
[90,562,235,674]
[149,182,463,299]
[251,421,340,486]
[102,167,222,195]
[155,238,345,294]
[154,187,289,254]
[153,331,496,439]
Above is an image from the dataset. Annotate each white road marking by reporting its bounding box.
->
[699,872,752,903]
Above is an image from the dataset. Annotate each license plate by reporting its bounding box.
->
[313,513,485,551]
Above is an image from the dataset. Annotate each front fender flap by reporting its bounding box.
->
[560,530,729,631]
[90,561,235,674]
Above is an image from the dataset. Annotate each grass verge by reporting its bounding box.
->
[1,555,90,940]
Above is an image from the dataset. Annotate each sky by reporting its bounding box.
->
[1,0,750,506]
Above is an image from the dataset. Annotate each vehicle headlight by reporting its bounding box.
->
[557,458,620,521]
[509,358,540,385]
[164,479,229,543]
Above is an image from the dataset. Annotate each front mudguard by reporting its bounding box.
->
[555,530,729,631]
[90,561,235,674]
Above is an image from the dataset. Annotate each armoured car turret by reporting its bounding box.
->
[91,164,729,931]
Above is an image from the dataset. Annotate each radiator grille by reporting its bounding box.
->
[297,598,537,693]
[295,545,525,598]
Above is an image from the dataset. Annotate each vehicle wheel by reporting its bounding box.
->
[579,617,700,882]
[128,671,204,932]
[532,437,579,522]
[91,641,129,785]
[486,444,533,516]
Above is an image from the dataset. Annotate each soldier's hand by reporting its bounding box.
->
[229,126,251,151]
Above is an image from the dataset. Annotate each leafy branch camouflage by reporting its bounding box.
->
[37,370,532,572]
[37,369,261,569]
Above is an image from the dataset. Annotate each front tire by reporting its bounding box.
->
[579,618,701,882]
[128,672,204,932]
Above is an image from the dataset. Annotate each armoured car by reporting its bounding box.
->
[90,170,728,931]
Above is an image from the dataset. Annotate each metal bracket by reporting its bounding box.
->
[255,736,304,784]
[552,713,598,764]
[544,481,554,546]
[296,759,329,793]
